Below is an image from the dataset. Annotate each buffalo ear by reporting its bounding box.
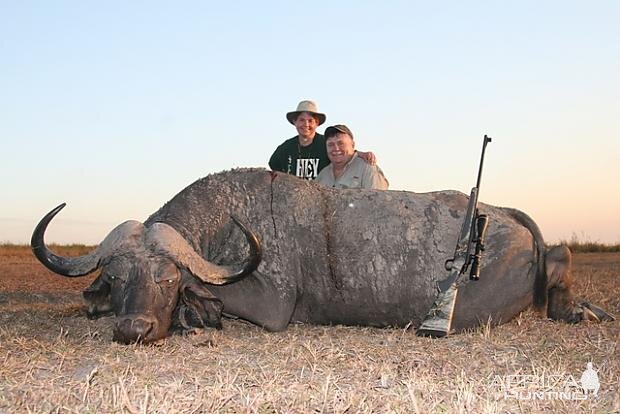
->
[83,275,112,319]
[179,279,224,330]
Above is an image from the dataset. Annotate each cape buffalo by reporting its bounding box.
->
[31,169,613,344]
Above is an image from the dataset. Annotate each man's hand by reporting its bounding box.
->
[357,151,377,166]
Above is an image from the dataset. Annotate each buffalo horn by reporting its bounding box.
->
[31,203,145,277]
[147,216,262,284]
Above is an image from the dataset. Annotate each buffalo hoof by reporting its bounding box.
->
[580,302,615,322]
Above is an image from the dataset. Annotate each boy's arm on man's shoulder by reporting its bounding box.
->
[357,151,377,166]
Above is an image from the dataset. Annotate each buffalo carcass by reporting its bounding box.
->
[31,169,613,344]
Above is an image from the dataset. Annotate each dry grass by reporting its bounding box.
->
[0,248,618,413]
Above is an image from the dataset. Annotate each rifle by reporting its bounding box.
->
[416,135,492,338]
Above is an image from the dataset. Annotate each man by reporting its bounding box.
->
[269,100,376,180]
[316,124,388,190]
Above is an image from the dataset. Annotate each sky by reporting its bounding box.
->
[1,1,618,245]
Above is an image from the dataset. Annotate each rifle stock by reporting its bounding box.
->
[417,135,491,338]
[417,269,460,337]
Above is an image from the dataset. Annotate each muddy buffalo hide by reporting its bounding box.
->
[145,168,535,330]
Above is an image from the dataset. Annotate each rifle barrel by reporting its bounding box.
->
[475,135,492,189]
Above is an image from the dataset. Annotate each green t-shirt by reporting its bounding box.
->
[268,133,329,180]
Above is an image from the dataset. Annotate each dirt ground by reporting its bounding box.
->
[0,247,618,413]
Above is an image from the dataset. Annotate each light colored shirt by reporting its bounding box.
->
[316,152,389,190]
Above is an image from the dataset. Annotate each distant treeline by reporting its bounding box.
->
[553,240,620,253]
[551,232,620,253]
[0,244,96,256]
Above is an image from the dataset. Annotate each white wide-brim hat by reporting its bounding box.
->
[286,100,326,125]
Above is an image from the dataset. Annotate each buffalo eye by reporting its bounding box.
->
[154,262,180,286]
[106,274,126,284]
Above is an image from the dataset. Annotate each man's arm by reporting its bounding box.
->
[361,165,389,190]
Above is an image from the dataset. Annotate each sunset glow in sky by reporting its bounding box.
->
[1,1,619,244]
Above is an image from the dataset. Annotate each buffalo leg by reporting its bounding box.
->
[208,272,296,331]
[545,246,614,323]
